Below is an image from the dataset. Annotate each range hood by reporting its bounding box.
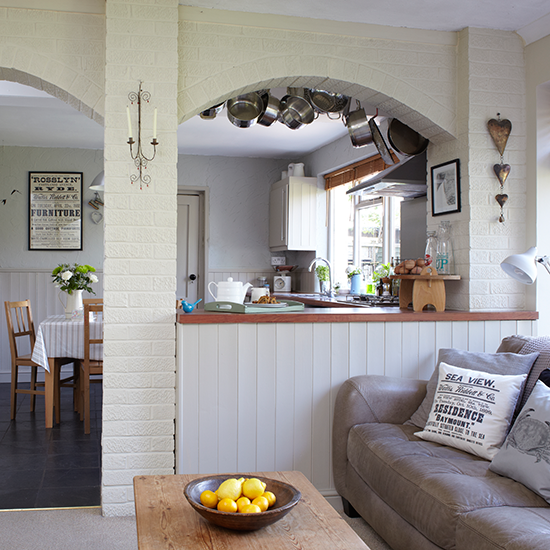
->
[347,152,427,199]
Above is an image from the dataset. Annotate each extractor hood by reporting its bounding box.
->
[347,152,427,199]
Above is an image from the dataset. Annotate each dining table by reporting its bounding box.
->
[31,314,103,428]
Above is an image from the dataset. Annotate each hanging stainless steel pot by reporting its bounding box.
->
[258,92,280,127]
[305,89,350,119]
[368,115,395,165]
[199,102,224,120]
[279,95,315,130]
[387,118,429,156]
[226,92,264,128]
[344,103,373,148]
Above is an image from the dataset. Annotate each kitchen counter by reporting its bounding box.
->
[176,302,538,504]
[177,307,538,325]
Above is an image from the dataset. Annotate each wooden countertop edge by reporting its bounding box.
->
[177,308,539,325]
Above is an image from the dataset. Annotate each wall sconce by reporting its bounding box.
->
[501,247,550,284]
[127,82,158,189]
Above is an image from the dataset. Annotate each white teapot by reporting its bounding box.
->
[208,277,252,304]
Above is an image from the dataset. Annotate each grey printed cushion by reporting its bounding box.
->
[408,348,539,429]
[517,337,550,410]
[490,380,550,503]
[415,362,527,460]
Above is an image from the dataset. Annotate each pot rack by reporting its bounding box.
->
[199,87,428,158]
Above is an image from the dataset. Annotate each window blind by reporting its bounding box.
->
[324,152,399,191]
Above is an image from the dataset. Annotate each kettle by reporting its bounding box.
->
[208,277,252,304]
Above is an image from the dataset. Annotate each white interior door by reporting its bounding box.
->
[177,194,201,303]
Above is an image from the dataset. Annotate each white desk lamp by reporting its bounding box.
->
[500,247,550,284]
[89,170,104,191]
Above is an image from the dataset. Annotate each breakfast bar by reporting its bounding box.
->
[176,306,538,504]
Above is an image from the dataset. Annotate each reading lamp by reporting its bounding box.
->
[500,247,550,284]
[89,171,104,191]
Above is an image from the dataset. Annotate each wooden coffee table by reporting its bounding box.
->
[134,470,370,549]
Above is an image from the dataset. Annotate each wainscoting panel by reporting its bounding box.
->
[176,318,537,498]
[0,269,103,382]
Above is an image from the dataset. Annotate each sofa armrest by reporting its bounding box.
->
[332,375,427,495]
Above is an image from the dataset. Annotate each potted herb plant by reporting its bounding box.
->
[346,266,363,294]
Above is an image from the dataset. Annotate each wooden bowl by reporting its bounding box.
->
[184,475,301,531]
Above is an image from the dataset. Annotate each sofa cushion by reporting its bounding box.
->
[347,422,547,550]
[517,336,550,410]
[490,380,550,504]
[456,506,550,550]
[408,349,539,429]
[415,363,527,460]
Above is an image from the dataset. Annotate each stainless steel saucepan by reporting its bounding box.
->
[344,101,372,148]
[387,118,429,156]
[279,94,315,130]
[226,92,264,128]
[258,92,280,127]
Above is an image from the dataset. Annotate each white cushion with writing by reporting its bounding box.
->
[415,362,527,460]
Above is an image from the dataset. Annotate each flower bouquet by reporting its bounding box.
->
[52,263,98,294]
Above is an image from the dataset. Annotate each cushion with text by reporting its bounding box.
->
[415,362,527,460]
[408,348,539,429]
[490,380,550,504]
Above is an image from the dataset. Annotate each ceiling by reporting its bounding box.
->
[1,1,549,159]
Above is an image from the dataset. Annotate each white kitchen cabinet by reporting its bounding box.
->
[269,176,318,251]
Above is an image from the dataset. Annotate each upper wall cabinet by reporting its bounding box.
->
[269,176,318,251]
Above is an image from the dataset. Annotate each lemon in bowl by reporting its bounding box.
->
[184,474,301,531]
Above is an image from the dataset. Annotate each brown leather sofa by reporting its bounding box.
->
[333,373,550,550]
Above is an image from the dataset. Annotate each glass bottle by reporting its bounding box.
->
[436,221,453,274]
[424,231,438,268]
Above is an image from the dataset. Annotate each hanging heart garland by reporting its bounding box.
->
[487,117,512,156]
[495,193,508,207]
[493,163,511,186]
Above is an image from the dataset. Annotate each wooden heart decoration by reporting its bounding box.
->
[493,163,511,186]
[487,118,512,156]
[495,194,508,207]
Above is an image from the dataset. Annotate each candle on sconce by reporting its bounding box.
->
[153,108,158,140]
[126,106,133,139]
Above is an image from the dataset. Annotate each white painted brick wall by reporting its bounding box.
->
[177,13,458,144]
[103,0,178,517]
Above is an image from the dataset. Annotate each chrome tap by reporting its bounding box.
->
[308,257,334,297]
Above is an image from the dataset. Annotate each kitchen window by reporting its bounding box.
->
[330,183,402,289]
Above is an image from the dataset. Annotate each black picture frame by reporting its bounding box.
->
[29,172,83,250]
[431,159,461,216]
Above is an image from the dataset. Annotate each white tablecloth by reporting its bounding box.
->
[32,314,103,372]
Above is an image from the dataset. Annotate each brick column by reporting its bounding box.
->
[103,0,178,516]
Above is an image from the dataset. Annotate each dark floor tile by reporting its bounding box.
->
[0,451,48,471]
[47,438,100,455]
[35,485,100,508]
[42,468,100,489]
[46,452,100,470]
[0,488,38,509]
[0,468,44,490]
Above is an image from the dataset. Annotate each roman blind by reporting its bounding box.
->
[324,152,399,191]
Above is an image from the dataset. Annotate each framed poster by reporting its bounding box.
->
[29,172,83,250]
[431,159,461,216]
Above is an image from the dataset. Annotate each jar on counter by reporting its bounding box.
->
[436,221,453,274]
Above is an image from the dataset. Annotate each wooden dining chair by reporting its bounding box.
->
[83,298,103,305]
[80,302,103,434]
[4,299,77,422]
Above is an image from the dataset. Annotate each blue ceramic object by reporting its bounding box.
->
[350,274,362,295]
[181,298,202,313]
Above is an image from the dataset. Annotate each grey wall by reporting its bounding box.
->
[0,146,104,270]
[177,154,291,269]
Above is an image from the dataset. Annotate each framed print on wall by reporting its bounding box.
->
[29,172,83,250]
[431,159,461,216]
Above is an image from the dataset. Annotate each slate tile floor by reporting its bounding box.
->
[0,381,101,509]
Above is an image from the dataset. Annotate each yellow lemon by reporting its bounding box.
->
[242,478,267,500]
[252,496,269,512]
[216,477,244,501]
[240,503,261,514]
[217,497,238,513]
[263,491,276,507]
[200,490,218,508]
[236,496,251,512]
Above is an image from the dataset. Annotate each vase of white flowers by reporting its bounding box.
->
[52,263,98,319]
